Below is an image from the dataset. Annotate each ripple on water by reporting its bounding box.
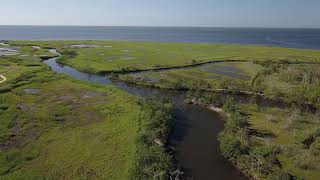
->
[0,47,19,56]
[213,65,244,73]
[23,88,40,94]
[200,65,250,80]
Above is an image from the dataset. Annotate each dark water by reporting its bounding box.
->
[1,26,320,49]
[44,55,247,180]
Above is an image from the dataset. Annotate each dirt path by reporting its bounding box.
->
[0,75,7,84]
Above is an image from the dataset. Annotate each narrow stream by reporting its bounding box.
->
[44,54,247,180]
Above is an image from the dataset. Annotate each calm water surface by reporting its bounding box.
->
[1,26,320,49]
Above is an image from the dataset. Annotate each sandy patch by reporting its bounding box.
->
[0,75,6,84]
[208,106,223,112]
[32,46,41,49]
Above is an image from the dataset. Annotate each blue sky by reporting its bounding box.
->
[0,0,319,28]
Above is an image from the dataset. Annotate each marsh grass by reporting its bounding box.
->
[0,47,170,179]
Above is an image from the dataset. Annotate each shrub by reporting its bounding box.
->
[303,128,320,148]
[61,49,77,58]
[130,145,171,180]
[222,97,238,114]
[266,169,291,180]
[293,152,320,170]
[226,111,249,131]
[310,137,320,156]
[219,132,242,159]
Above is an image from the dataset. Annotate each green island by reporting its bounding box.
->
[1,40,320,180]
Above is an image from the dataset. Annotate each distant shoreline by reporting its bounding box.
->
[0,25,320,30]
[1,26,320,50]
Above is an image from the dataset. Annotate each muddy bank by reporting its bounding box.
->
[117,75,319,113]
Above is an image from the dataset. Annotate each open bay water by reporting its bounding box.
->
[1,26,320,49]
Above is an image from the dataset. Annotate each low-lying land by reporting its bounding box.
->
[9,40,320,74]
[119,61,320,114]
[119,61,260,92]
[0,43,174,179]
[2,40,320,180]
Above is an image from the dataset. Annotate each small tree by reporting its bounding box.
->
[219,132,242,159]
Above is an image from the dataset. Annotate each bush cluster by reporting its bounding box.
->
[218,99,292,179]
[130,98,174,180]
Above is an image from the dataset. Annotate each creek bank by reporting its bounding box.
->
[185,97,292,180]
[185,98,223,112]
[117,76,319,113]
[42,48,248,180]
[40,55,59,61]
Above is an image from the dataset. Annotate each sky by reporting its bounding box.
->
[0,0,319,28]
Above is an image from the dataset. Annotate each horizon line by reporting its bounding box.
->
[0,24,319,29]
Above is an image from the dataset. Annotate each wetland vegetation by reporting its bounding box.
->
[0,42,175,179]
[1,40,320,179]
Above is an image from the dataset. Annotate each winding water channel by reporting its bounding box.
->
[44,51,247,180]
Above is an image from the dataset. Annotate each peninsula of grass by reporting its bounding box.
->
[118,61,260,91]
[10,40,320,74]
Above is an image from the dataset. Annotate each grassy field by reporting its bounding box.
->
[10,40,316,107]
[0,43,172,179]
[8,40,320,74]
